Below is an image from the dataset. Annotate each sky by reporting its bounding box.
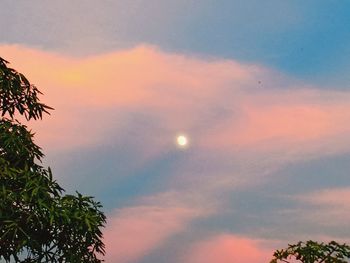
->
[1,1,350,262]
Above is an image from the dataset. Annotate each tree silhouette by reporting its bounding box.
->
[0,57,106,262]
[270,240,350,263]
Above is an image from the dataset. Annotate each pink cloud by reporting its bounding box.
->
[2,44,350,161]
[3,44,350,261]
[0,44,259,152]
[300,187,350,208]
[104,204,204,263]
[200,93,350,156]
[3,44,350,209]
[293,188,350,228]
[2,45,350,187]
[183,234,273,263]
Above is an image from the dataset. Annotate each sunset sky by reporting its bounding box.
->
[2,1,350,262]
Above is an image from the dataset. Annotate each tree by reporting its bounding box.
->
[270,240,350,263]
[0,57,106,262]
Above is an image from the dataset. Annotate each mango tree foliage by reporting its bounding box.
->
[0,57,106,262]
[270,240,350,263]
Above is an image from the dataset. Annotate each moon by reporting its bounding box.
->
[176,135,188,147]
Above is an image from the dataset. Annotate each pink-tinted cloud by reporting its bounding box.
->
[201,93,350,157]
[3,45,350,194]
[3,44,350,262]
[4,43,350,208]
[2,44,350,160]
[300,187,350,207]
[294,188,350,228]
[0,44,258,151]
[183,234,273,263]
[104,203,204,263]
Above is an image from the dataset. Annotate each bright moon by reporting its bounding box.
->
[177,135,188,147]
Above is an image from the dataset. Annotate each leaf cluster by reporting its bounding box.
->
[0,57,52,121]
[0,57,106,262]
[270,240,350,263]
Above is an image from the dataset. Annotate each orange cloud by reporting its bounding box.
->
[183,234,273,263]
[3,44,350,202]
[0,44,254,107]
[0,44,259,151]
[3,44,350,263]
[2,44,350,159]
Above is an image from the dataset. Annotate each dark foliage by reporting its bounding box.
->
[270,240,350,263]
[0,57,106,262]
